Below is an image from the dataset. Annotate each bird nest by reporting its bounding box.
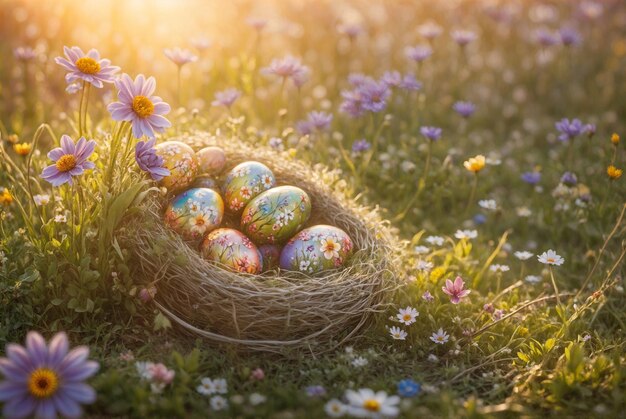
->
[123,133,401,354]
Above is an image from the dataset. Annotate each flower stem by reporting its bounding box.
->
[177,66,182,107]
[549,266,561,306]
[465,173,479,214]
[77,81,86,137]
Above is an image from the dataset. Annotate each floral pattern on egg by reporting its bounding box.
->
[164,188,224,240]
[222,161,276,214]
[258,244,282,271]
[240,186,311,245]
[155,141,199,192]
[200,228,262,274]
[279,225,354,273]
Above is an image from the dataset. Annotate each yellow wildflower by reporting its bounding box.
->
[463,155,486,173]
[607,165,622,180]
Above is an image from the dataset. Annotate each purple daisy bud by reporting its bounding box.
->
[347,73,372,87]
[307,111,333,131]
[559,27,582,46]
[163,47,198,67]
[521,171,541,185]
[358,80,391,113]
[107,74,172,139]
[452,30,477,46]
[555,118,584,141]
[583,123,596,138]
[305,385,327,397]
[54,46,120,88]
[296,120,312,136]
[560,172,578,186]
[0,331,99,419]
[14,47,37,61]
[40,135,96,187]
[405,45,433,62]
[352,139,371,153]
[420,126,442,141]
[135,139,170,181]
[211,88,241,109]
[261,56,310,88]
[399,74,422,91]
[381,71,402,88]
[535,28,559,47]
[453,101,476,118]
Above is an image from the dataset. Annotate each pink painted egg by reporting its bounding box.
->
[200,228,262,274]
[196,146,226,175]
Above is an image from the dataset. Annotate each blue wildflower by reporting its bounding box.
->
[521,171,541,185]
[397,379,421,397]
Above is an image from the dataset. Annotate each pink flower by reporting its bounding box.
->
[251,368,265,381]
[441,276,471,304]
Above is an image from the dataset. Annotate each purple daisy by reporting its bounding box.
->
[135,139,171,181]
[40,135,96,187]
[163,47,198,67]
[307,111,333,131]
[211,88,242,109]
[559,27,582,46]
[420,126,442,141]
[54,46,119,88]
[399,74,422,91]
[583,123,596,138]
[0,331,99,419]
[352,139,371,153]
[107,74,171,139]
[535,28,559,47]
[261,56,310,88]
[555,118,584,142]
[14,47,37,62]
[381,71,402,88]
[452,30,477,46]
[560,172,578,186]
[405,45,433,62]
[453,101,476,118]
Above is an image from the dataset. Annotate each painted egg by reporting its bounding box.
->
[200,228,262,274]
[279,225,354,274]
[258,244,282,271]
[240,186,311,245]
[222,161,276,214]
[193,175,219,191]
[155,141,198,192]
[164,188,224,240]
[197,146,226,175]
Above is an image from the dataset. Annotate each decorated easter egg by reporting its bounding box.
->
[193,175,219,191]
[240,186,311,245]
[200,228,262,274]
[155,141,198,192]
[279,225,354,274]
[258,244,282,271]
[222,161,276,214]
[164,188,224,240]
[197,146,226,175]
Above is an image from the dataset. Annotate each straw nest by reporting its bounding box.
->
[124,133,402,354]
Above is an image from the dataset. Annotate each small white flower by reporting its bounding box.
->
[213,378,228,394]
[249,392,267,406]
[427,354,439,363]
[54,214,67,223]
[345,346,354,355]
[430,328,449,345]
[537,249,564,266]
[454,229,477,240]
[425,235,445,246]
[396,306,419,325]
[514,251,534,260]
[414,245,430,255]
[524,275,542,284]
[135,361,154,380]
[33,194,50,206]
[345,388,400,418]
[197,377,217,395]
[489,264,510,273]
[351,356,368,368]
[416,260,434,273]
[478,199,497,211]
[210,395,228,411]
[325,399,347,417]
[582,334,591,342]
[516,207,532,217]
[389,326,408,340]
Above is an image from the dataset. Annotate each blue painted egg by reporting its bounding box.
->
[164,188,224,240]
[222,161,276,214]
[200,228,262,274]
[240,186,312,245]
[258,244,282,271]
[279,225,354,273]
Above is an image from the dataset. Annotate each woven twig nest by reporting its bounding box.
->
[125,133,401,354]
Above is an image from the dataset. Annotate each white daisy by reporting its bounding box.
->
[454,229,478,240]
[524,275,542,284]
[514,251,534,260]
[537,249,564,266]
[345,388,400,418]
[478,199,498,211]
[213,378,228,394]
[389,326,408,340]
[210,395,228,411]
[396,306,419,325]
[249,392,267,406]
[414,245,430,255]
[325,399,347,417]
[33,194,51,206]
[489,264,510,273]
[351,356,368,368]
[430,328,449,345]
[197,377,217,395]
[416,260,434,273]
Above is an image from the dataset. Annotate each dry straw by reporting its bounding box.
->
[124,133,402,354]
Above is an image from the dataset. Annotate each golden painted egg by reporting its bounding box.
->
[200,228,262,274]
[196,146,226,175]
[222,161,276,214]
[240,186,311,245]
[164,188,224,240]
[154,141,199,192]
[279,225,354,273]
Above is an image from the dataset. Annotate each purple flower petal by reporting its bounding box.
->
[61,382,96,403]
[25,332,47,368]
[3,394,36,419]
[47,332,69,368]
[0,358,28,383]
[53,393,82,418]
[6,344,33,372]
[35,398,56,419]
[0,380,28,401]
[60,135,75,155]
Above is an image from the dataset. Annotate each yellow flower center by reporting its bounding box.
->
[547,258,555,263]
[403,314,412,321]
[55,154,77,172]
[323,240,338,252]
[132,96,155,118]
[75,57,101,75]
[28,368,59,399]
[195,216,206,226]
[364,399,381,412]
